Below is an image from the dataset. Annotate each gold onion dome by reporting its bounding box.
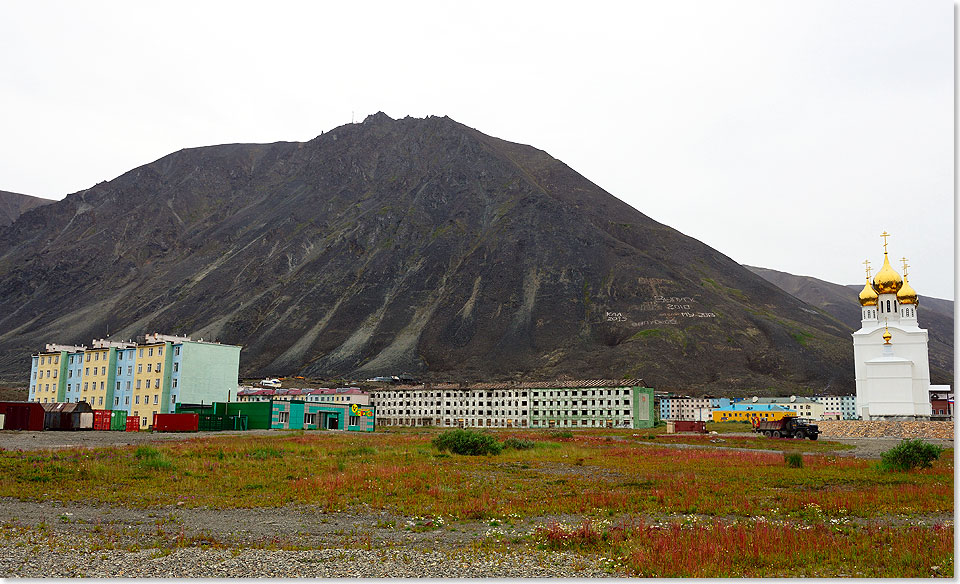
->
[858,279,879,306]
[897,278,918,305]
[872,254,903,294]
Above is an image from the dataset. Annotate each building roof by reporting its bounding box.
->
[752,396,820,405]
[713,403,792,412]
[374,379,646,392]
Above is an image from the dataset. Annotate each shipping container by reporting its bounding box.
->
[198,414,230,431]
[110,410,127,431]
[125,416,140,432]
[93,410,112,431]
[153,413,199,432]
[673,420,707,433]
[0,402,46,431]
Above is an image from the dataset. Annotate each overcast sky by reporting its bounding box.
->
[1,0,953,299]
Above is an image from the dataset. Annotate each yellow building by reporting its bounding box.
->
[131,341,169,427]
[31,349,64,403]
[712,404,797,423]
[81,347,111,409]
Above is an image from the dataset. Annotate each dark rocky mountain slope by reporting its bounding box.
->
[746,266,953,385]
[0,190,54,227]
[0,114,857,393]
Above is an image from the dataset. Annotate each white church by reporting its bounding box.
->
[853,232,934,420]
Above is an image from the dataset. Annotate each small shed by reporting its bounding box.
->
[42,402,94,431]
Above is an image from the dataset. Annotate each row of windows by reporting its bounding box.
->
[32,394,178,407]
[40,344,182,366]
[379,389,632,400]
[533,410,631,417]
[382,409,528,417]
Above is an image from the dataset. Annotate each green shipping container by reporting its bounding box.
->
[110,410,126,431]
[225,402,272,429]
[198,414,228,431]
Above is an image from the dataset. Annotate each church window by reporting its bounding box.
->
[886,300,891,312]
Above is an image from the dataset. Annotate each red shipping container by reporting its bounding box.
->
[0,402,45,431]
[153,413,199,432]
[125,416,140,432]
[93,410,112,431]
[674,420,707,433]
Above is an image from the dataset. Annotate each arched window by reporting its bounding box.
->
[886,300,891,312]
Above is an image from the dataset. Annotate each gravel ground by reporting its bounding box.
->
[0,545,611,578]
[0,497,613,577]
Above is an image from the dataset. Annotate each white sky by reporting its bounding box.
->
[1,0,954,299]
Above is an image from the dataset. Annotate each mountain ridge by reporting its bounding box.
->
[0,190,55,227]
[1,113,857,393]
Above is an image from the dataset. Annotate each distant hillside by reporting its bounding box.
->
[0,190,54,227]
[746,265,953,385]
[0,114,861,393]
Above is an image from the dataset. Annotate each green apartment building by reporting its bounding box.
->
[371,380,655,429]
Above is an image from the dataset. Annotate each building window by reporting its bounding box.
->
[115,397,120,406]
[158,347,163,356]
[137,365,142,374]
[156,363,161,373]
[136,380,141,389]
[175,346,180,356]
[172,379,178,388]
[135,395,140,404]
[154,395,159,405]
[173,362,179,372]
[147,364,152,373]
[148,348,154,357]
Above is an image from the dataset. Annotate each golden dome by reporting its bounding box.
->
[897,277,918,305]
[882,326,892,344]
[858,279,879,306]
[872,253,903,294]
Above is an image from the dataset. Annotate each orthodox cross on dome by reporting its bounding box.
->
[863,259,872,279]
[900,257,910,278]
[880,231,891,254]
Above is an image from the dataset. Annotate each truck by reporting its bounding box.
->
[753,417,821,440]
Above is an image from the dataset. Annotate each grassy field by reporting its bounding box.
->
[0,427,952,577]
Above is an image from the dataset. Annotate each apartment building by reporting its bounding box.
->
[812,395,857,420]
[30,333,241,429]
[371,380,655,430]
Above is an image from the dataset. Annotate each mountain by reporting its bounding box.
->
[0,190,55,227]
[746,266,953,385]
[0,113,859,393]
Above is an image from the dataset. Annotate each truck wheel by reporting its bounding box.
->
[809,434,818,441]
[763,430,771,437]
[795,431,805,439]
[772,431,781,438]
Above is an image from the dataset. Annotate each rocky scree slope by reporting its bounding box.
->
[0,113,855,392]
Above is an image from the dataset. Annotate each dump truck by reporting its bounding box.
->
[753,417,820,440]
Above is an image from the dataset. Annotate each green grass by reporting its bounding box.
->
[0,429,949,523]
